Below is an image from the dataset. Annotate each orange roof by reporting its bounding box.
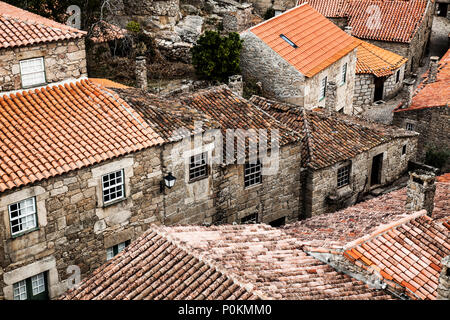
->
[437,173,450,183]
[343,212,450,300]
[395,48,450,112]
[250,4,358,77]
[0,1,86,49]
[90,78,130,89]
[0,79,163,193]
[355,40,408,77]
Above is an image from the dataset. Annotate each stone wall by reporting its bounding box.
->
[303,136,418,217]
[392,106,450,164]
[383,64,406,100]
[0,38,87,92]
[303,49,357,114]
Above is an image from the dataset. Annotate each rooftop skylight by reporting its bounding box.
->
[280,34,298,48]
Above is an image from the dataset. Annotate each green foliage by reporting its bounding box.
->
[191,31,243,82]
[264,8,275,20]
[424,146,450,170]
[126,21,141,34]
[3,0,102,28]
[243,78,262,99]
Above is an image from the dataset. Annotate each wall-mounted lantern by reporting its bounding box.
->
[160,172,176,193]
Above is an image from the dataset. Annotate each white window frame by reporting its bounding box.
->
[31,273,46,295]
[13,280,27,300]
[319,76,327,101]
[19,57,46,88]
[8,197,38,237]
[341,63,347,85]
[106,240,130,261]
[13,272,47,300]
[244,161,262,188]
[189,152,208,182]
[102,169,125,205]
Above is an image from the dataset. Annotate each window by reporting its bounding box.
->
[395,70,400,83]
[102,169,125,205]
[337,164,351,188]
[319,76,327,100]
[338,107,344,113]
[269,216,286,227]
[8,197,37,236]
[280,34,298,48]
[402,144,407,155]
[241,213,258,224]
[244,161,262,188]
[13,272,48,300]
[20,57,46,88]
[189,152,208,181]
[406,123,414,131]
[106,240,131,261]
[341,63,347,85]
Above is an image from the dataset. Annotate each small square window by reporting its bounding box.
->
[102,169,125,205]
[244,161,262,188]
[189,152,208,181]
[20,57,46,88]
[337,164,351,188]
[8,197,37,236]
[402,144,407,155]
[341,63,347,85]
[241,213,258,224]
[13,280,27,300]
[13,272,48,300]
[406,123,414,131]
[106,240,131,261]
[319,76,327,100]
[31,273,46,295]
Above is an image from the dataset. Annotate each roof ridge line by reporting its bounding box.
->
[152,226,271,300]
[342,210,427,251]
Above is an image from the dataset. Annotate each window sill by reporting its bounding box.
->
[21,82,47,90]
[244,181,262,191]
[11,227,39,239]
[102,197,127,208]
[188,175,208,184]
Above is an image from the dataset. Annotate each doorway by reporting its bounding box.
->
[371,153,383,186]
[437,3,448,17]
[373,77,384,102]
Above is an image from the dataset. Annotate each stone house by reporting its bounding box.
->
[297,0,435,74]
[239,3,359,114]
[435,0,450,18]
[393,49,450,168]
[250,96,419,217]
[353,39,408,111]
[0,1,87,92]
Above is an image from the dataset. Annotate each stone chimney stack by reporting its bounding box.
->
[345,26,352,36]
[135,56,148,90]
[406,170,436,217]
[325,81,337,111]
[403,78,415,108]
[228,75,243,97]
[437,256,450,300]
[428,56,439,83]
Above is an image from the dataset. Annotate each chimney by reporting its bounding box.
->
[405,170,436,217]
[135,56,148,90]
[403,78,415,108]
[228,74,243,97]
[437,256,450,300]
[344,26,352,36]
[428,56,439,83]
[325,81,337,111]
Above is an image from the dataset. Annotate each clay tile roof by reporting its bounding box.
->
[89,21,127,44]
[0,79,164,193]
[395,48,450,112]
[61,228,258,300]
[152,224,393,300]
[298,0,430,43]
[283,178,450,250]
[355,39,408,77]
[342,212,450,300]
[89,78,130,89]
[0,1,86,49]
[249,95,417,169]
[249,3,358,77]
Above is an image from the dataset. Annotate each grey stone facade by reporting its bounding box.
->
[302,136,418,217]
[240,31,357,114]
[0,38,87,91]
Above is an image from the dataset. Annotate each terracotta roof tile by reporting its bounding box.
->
[249,95,417,169]
[89,78,130,89]
[0,79,163,193]
[395,48,450,112]
[89,21,127,43]
[249,3,358,77]
[298,0,430,43]
[355,39,408,77]
[0,1,86,49]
